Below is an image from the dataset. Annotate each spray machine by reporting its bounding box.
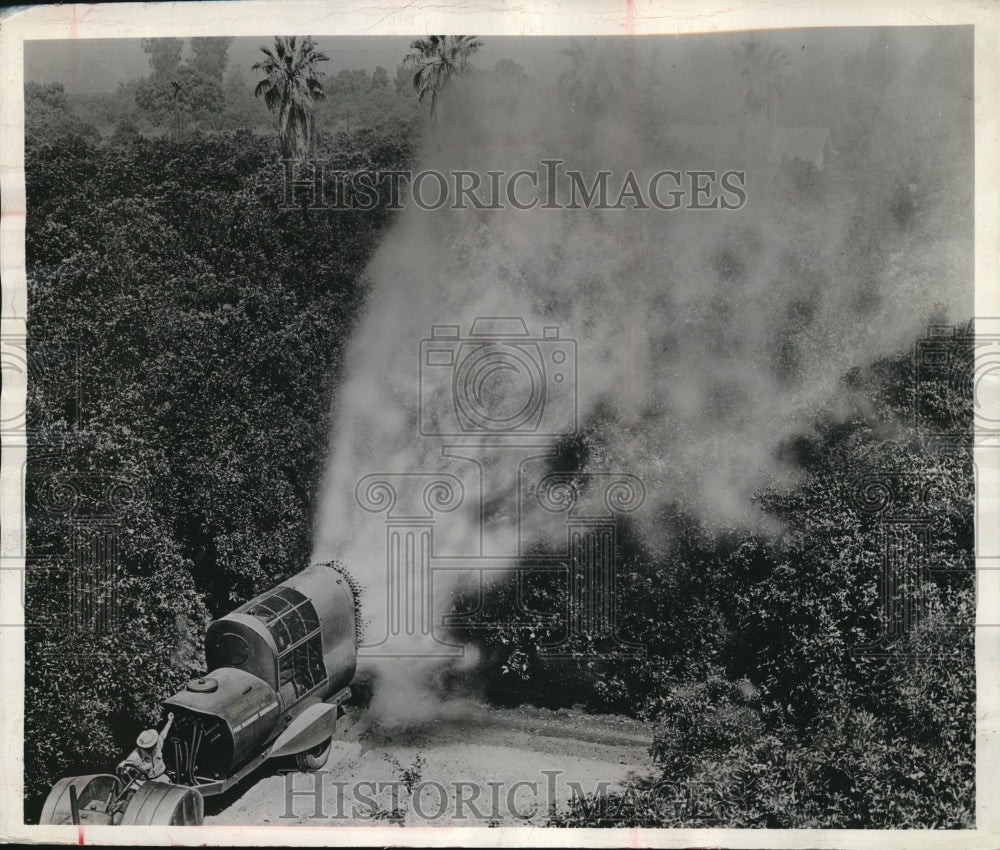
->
[40,562,359,827]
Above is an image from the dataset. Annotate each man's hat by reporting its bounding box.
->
[136,729,158,749]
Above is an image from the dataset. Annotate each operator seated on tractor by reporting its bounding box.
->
[118,712,174,788]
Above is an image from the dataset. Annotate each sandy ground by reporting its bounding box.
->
[204,700,655,827]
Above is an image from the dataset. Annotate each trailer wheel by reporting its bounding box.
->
[295,737,332,771]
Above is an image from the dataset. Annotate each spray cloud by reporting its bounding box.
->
[312,30,972,717]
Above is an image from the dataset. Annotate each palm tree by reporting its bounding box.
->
[170,80,182,140]
[557,42,619,115]
[404,35,483,120]
[253,36,329,159]
[731,36,790,126]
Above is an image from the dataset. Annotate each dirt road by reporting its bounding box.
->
[205,700,655,827]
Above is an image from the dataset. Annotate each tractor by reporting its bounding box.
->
[40,561,359,826]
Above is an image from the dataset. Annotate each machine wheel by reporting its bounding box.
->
[119,780,204,826]
[39,775,118,825]
[295,736,332,771]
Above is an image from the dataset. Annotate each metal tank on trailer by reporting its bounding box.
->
[162,561,359,791]
[40,561,362,826]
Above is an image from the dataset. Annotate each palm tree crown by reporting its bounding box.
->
[731,36,790,124]
[253,36,329,159]
[404,35,483,119]
[558,43,619,115]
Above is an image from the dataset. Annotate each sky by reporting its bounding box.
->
[22,29,890,94]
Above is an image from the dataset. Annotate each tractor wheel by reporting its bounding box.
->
[118,780,204,826]
[295,737,332,771]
